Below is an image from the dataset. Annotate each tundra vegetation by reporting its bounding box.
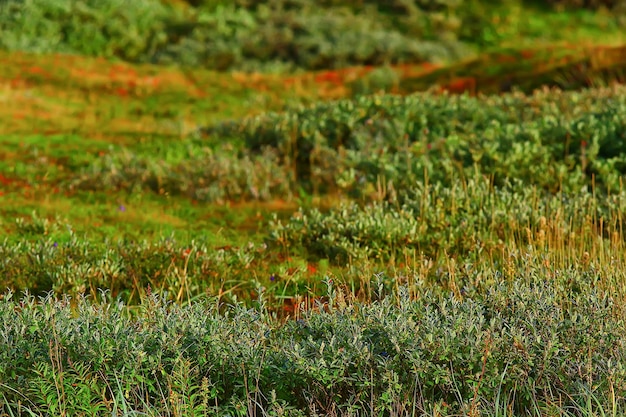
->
[1,0,626,416]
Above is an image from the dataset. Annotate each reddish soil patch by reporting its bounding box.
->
[0,173,31,191]
[439,77,477,95]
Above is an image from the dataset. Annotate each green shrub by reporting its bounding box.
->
[205,87,626,199]
[69,146,293,203]
[2,0,624,71]
[268,176,626,264]
[0,233,269,302]
[0,0,174,61]
[0,0,496,71]
[1,280,624,415]
[65,87,626,211]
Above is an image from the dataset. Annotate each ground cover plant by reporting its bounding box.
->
[2,1,626,416]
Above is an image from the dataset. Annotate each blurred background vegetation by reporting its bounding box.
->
[1,0,624,72]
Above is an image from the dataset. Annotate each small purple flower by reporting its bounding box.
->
[270,275,276,282]
[119,205,126,212]
[53,242,58,248]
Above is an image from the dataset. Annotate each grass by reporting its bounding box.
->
[2,3,626,415]
[482,3,625,47]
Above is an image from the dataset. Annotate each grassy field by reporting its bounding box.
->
[2,2,626,416]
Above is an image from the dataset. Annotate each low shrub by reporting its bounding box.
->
[69,146,293,203]
[204,87,626,198]
[0,0,471,71]
[1,279,624,416]
[268,176,626,264]
[0,233,270,303]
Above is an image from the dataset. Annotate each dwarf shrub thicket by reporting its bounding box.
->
[68,87,626,203]
[1,279,625,416]
[203,86,626,198]
[3,0,624,71]
[0,0,464,70]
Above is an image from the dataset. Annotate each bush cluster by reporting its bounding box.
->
[269,175,626,264]
[0,231,270,303]
[203,86,626,199]
[7,0,624,72]
[1,280,624,416]
[0,0,469,71]
[68,87,626,203]
[69,146,292,203]
[6,174,626,301]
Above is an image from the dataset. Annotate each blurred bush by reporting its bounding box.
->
[0,0,527,70]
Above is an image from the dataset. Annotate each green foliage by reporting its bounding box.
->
[0,0,175,61]
[69,146,292,203]
[0,0,468,71]
[0,230,273,302]
[4,172,626,304]
[1,0,624,72]
[29,360,108,417]
[203,87,626,199]
[3,4,626,413]
[0,292,279,415]
[280,282,626,415]
[269,176,626,264]
[1,280,625,416]
[349,65,401,95]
